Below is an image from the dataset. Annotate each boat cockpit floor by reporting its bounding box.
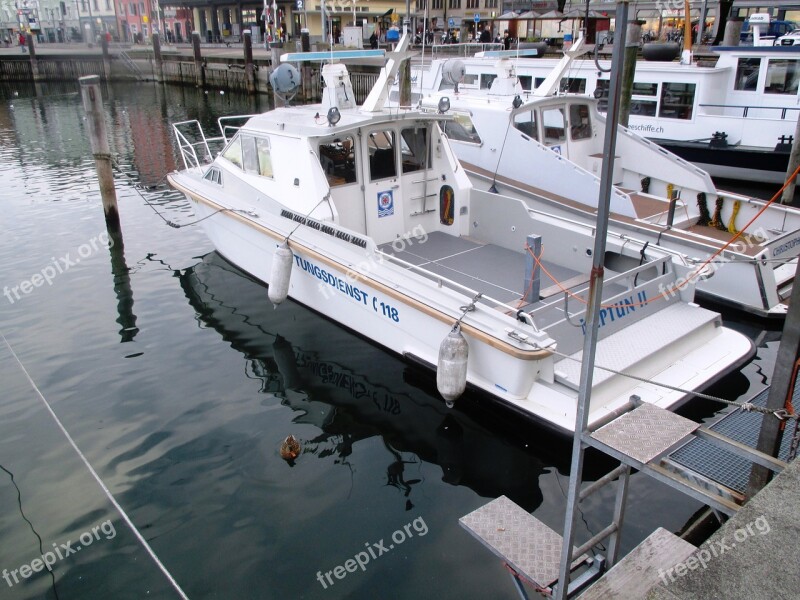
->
[378,232,626,315]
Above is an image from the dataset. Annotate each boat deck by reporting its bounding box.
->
[378,231,625,314]
[463,162,769,257]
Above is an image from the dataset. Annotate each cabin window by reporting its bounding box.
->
[221,136,243,169]
[569,104,592,140]
[240,134,274,178]
[542,108,566,145]
[368,130,397,181]
[480,74,497,89]
[319,136,357,186]
[533,77,585,93]
[658,82,695,119]
[203,167,223,185]
[400,127,429,173]
[442,112,482,144]
[633,82,658,96]
[513,109,538,140]
[518,75,532,91]
[765,59,800,94]
[734,58,760,91]
[388,90,422,104]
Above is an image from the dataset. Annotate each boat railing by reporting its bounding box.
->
[527,255,677,325]
[432,42,504,58]
[172,120,226,170]
[698,103,800,119]
[218,115,260,143]
[375,249,540,331]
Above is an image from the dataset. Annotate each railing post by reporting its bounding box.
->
[101,35,111,80]
[79,75,120,228]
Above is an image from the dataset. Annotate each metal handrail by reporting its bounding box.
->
[698,102,800,119]
[217,114,260,142]
[172,119,223,169]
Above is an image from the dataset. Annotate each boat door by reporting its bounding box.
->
[361,126,406,245]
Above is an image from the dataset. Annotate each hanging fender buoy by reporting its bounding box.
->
[268,241,293,307]
[437,324,469,408]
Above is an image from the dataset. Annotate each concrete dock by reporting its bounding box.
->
[641,455,800,599]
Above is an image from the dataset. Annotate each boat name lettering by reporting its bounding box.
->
[772,236,800,257]
[628,124,665,134]
[295,255,401,323]
[578,291,646,335]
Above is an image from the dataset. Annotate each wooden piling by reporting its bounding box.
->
[26,34,40,82]
[723,18,743,47]
[152,33,163,83]
[79,75,120,228]
[243,30,256,95]
[619,20,644,128]
[192,31,205,88]
[101,36,111,80]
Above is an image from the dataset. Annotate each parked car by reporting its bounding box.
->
[776,29,800,46]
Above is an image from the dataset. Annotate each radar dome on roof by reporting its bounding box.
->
[269,63,301,97]
[441,60,466,86]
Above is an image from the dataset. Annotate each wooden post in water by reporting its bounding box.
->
[26,34,40,82]
[781,116,800,204]
[79,75,120,228]
[722,17,743,46]
[192,31,205,88]
[101,35,111,80]
[243,30,256,95]
[270,45,287,107]
[152,33,163,83]
[619,20,643,128]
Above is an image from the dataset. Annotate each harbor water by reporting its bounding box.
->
[0,80,784,599]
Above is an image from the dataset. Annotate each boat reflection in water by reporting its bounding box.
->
[179,251,617,511]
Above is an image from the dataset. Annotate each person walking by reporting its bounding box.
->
[18,31,27,53]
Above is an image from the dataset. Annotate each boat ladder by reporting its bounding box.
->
[459,400,787,598]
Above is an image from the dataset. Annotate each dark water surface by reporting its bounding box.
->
[0,81,784,599]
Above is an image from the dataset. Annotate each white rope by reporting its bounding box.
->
[0,331,190,599]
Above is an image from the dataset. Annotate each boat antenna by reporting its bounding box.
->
[418,4,429,102]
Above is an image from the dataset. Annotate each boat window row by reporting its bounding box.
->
[512,103,593,143]
[735,58,800,95]
[596,80,695,120]
[318,127,431,187]
[221,133,274,178]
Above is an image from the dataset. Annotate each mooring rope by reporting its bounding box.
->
[0,331,190,599]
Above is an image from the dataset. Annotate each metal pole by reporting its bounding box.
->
[79,75,119,229]
[746,258,800,498]
[782,114,800,204]
[554,3,629,599]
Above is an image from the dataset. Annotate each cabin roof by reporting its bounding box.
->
[241,105,444,138]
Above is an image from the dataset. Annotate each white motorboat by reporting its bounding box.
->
[167,33,752,433]
[399,38,800,183]
[411,37,800,318]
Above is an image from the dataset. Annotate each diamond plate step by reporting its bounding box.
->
[459,495,586,588]
[591,403,700,464]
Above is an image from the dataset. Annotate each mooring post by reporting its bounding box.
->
[270,44,287,107]
[782,115,800,204]
[79,75,120,229]
[243,30,256,95]
[26,34,40,82]
[523,234,542,304]
[152,33,163,83]
[192,31,205,88]
[619,20,643,128]
[101,35,111,80]
[722,17,743,47]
